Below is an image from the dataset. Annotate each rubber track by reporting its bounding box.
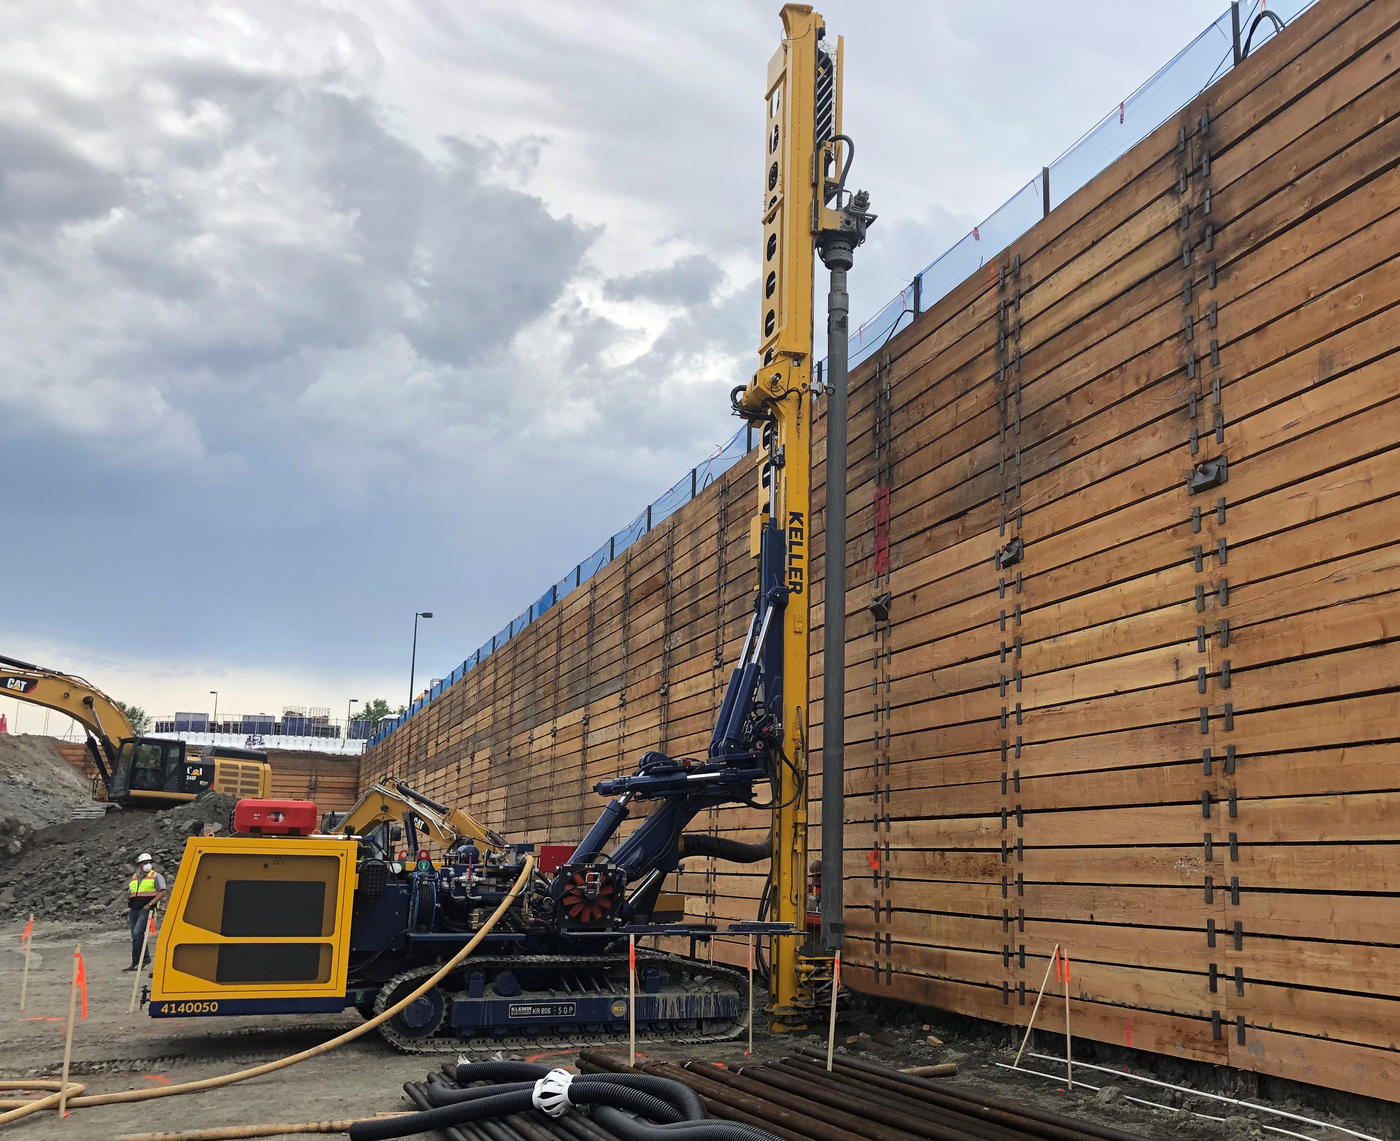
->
[371,949,751,1054]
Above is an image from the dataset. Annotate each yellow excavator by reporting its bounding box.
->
[0,653,270,807]
[324,776,508,862]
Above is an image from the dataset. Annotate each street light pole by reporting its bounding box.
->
[409,612,433,710]
[209,691,219,736]
[346,698,359,742]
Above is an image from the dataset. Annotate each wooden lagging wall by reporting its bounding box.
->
[362,0,1400,1101]
[363,462,774,940]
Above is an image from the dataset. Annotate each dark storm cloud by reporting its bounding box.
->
[2,0,1248,713]
[0,123,123,231]
[603,254,724,306]
[409,138,598,367]
[0,3,612,683]
[1,37,598,462]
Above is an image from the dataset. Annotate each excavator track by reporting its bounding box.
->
[369,949,750,1054]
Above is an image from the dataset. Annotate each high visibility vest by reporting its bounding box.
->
[129,875,161,897]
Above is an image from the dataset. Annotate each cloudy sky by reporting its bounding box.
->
[2,0,1260,732]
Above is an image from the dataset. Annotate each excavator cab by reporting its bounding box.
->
[111,738,201,800]
[109,739,271,805]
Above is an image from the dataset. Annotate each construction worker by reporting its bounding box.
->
[123,853,165,972]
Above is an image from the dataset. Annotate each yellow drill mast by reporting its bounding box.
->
[732,4,848,1025]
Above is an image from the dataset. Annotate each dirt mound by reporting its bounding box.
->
[0,791,237,922]
[0,735,103,856]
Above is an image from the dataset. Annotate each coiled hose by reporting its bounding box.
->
[427,1062,707,1119]
[349,1060,778,1141]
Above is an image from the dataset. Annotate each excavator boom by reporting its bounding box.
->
[0,652,271,807]
[0,652,133,789]
[328,777,507,856]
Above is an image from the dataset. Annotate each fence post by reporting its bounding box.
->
[691,467,697,499]
[912,275,922,317]
[609,536,615,560]
[1230,1,1242,66]
[1042,166,1051,218]
[551,584,557,605]
[747,423,754,451]
[646,504,652,532]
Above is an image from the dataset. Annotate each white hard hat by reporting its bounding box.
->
[137,853,153,864]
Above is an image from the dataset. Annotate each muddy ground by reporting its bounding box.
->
[0,915,1386,1141]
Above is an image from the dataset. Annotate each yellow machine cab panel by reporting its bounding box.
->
[150,834,358,1017]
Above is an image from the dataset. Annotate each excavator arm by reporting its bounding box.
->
[329,777,507,856]
[0,651,271,806]
[0,653,135,791]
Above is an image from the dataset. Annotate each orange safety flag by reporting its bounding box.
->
[148,911,157,935]
[20,918,33,948]
[628,939,636,972]
[833,950,841,989]
[73,949,87,1020]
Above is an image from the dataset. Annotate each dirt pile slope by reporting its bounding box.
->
[0,792,236,921]
[0,734,102,856]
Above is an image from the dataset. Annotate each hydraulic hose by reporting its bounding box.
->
[0,1081,86,1127]
[676,832,771,865]
[453,1061,552,1083]
[443,1065,706,1122]
[590,1112,777,1141]
[26,856,535,1120]
[426,1081,682,1124]
[350,1090,536,1141]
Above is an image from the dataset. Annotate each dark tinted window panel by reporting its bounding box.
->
[221,880,325,937]
[215,943,322,983]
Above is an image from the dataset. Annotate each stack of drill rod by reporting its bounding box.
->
[578,1048,1150,1141]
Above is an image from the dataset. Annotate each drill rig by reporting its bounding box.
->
[148,3,869,1048]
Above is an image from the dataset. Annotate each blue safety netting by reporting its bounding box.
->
[372,1,1312,748]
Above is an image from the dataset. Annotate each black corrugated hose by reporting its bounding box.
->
[348,1060,780,1141]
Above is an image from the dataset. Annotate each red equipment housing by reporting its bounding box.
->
[536,843,575,874]
[234,798,318,836]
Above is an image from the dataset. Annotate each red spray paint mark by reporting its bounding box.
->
[525,1049,576,1065]
[1125,1019,1132,1048]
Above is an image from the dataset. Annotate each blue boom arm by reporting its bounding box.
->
[559,517,789,921]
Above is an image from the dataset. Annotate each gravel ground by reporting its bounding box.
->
[0,912,1386,1141]
[0,794,236,924]
[0,736,102,861]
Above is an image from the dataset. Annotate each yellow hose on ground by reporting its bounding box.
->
[0,1081,86,1125]
[117,1115,408,1140]
[0,855,535,1127]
